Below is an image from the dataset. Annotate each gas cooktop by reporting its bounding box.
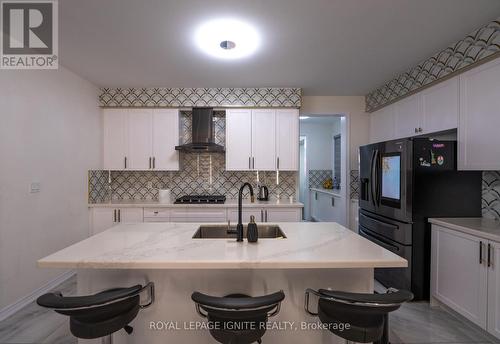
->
[174,195,226,204]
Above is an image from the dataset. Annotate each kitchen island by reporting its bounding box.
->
[38,222,406,344]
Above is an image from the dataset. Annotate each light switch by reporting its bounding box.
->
[30,182,41,193]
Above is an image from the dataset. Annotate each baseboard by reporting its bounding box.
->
[0,270,75,322]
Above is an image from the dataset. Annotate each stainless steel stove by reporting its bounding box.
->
[174,195,226,204]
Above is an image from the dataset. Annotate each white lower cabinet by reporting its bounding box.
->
[227,207,301,223]
[90,207,144,235]
[310,190,343,224]
[169,208,227,223]
[432,224,500,339]
[488,241,500,339]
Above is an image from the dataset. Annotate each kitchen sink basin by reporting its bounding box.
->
[192,225,287,239]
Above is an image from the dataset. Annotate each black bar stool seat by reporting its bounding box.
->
[305,288,413,344]
[37,282,154,342]
[192,291,285,344]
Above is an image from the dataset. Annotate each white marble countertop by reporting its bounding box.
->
[38,222,406,270]
[429,217,500,242]
[88,198,303,208]
[310,187,342,197]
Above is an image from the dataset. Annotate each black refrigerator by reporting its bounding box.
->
[358,138,482,300]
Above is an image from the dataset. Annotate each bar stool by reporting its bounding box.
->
[304,287,413,344]
[37,282,154,344]
[191,291,285,344]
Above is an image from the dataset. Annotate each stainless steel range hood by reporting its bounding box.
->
[175,107,225,153]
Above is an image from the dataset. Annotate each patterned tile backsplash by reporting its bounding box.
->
[350,170,359,200]
[482,171,500,221]
[308,170,332,188]
[89,156,297,202]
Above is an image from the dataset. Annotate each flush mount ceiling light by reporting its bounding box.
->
[194,19,260,60]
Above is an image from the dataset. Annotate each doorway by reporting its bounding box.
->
[298,115,348,225]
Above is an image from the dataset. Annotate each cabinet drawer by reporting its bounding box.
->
[144,208,170,218]
[170,208,227,222]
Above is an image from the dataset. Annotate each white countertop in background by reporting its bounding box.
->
[38,222,406,270]
[88,198,303,208]
[429,217,500,242]
[310,187,343,197]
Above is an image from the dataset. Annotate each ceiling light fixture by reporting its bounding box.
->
[194,19,260,60]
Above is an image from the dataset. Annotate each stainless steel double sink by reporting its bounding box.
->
[192,225,287,239]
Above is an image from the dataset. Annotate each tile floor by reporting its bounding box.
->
[0,276,497,344]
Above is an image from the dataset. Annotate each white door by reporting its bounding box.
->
[118,208,143,223]
[128,109,153,170]
[394,94,422,139]
[431,226,488,328]
[265,208,301,222]
[252,109,276,170]
[91,208,115,235]
[153,109,179,170]
[103,109,128,170]
[369,104,395,143]
[421,77,459,134]
[276,109,299,171]
[459,57,500,170]
[226,109,253,171]
[488,240,500,339]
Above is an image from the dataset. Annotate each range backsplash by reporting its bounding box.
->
[88,156,297,203]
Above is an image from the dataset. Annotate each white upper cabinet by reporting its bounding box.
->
[252,109,276,170]
[421,77,459,134]
[226,108,299,171]
[226,109,253,171]
[152,109,179,170]
[394,94,422,139]
[103,109,128,170]
[103,109,180,170]
[276,109,299,170]
[488,241,500,339]
[128,109,153,170]
[459,57,500,170]
[370,104,395,143]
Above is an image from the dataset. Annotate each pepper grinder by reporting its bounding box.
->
[247,215,258,243]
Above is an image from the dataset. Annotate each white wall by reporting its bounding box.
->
[299,121,337,170]
[0,67,101,310]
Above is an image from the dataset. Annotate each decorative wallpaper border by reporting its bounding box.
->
[366,17,500,112]
[99,87,301,108]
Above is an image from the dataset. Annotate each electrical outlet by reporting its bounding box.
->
[30,182,41,193]
[147,181,153,189]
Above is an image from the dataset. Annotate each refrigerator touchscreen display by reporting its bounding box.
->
[382,154,401,201]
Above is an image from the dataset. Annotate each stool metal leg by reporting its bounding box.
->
[101,334,113,344]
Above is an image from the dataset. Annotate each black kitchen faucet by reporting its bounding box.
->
[237,182,255,242]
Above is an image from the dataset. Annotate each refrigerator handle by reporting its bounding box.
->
[375,150,381,206]
[370,150,376,206]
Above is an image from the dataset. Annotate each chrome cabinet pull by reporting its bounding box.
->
[149,157,152,169]
[277,157,280,170]
[118,209,121,222]
[124,157,127,169]
[252,157,255,170]
[331,197,335,207]
[113,209,117,222]
[480,241,484,265]
[249,157,251,170]
[261,210,264,222]
[315,192,318,200]
[265,210,268,222]
[153,157,155,169]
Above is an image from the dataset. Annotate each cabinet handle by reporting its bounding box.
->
[480,241,483,265]
[414,128,418,133]
[118,209,121,223]
[261,210,264,222]
[149,157,152,169]
[124,157,127,169]
[419,127,423,133]
[277,157,280,170]
[315,192,318,200]
[331,197,335,207]
[252,157,255,170]
[249,157,251,170]
[265,210,268,222]
[153,157,155,169]
[113,209,117,222]
[488,243,492,268]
